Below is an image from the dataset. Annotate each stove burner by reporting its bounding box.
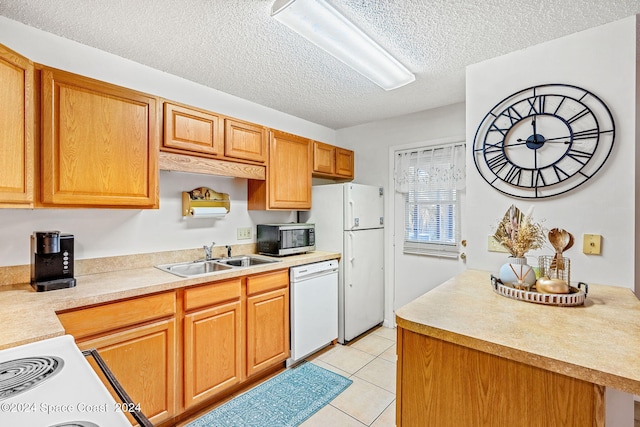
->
[0,356,63,401]
[49,422,99,427]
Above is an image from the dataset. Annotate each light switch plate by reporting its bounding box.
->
[583,234,602,255]
[237,227,252,240]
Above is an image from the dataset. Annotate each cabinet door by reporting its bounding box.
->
[40,67,159,208]
[335,147,354,178]
[0,44,34,206]
[248,130,311,210]
[163,102,223,157]
[77,319,176,426]
[184,299,243,408]
[246,287,290,377]
[313,141,336,175]
[224,118,267,163]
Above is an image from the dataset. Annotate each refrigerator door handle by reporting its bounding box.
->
[348,199,355,228]
[347,231,354,286]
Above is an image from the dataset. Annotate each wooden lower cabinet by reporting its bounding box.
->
[184,300,243,407]
[246,287,289,377]
[77,319,177,426]
[58,292,177,425]
[58,270,290,425]
[183,279,243,409]
[245,269,290,377]
[396,328,604,427]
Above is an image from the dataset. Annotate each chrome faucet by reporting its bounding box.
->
[203,242,215,261]
[225,245,232,258]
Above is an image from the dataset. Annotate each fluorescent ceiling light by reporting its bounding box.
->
[271,0,415,91]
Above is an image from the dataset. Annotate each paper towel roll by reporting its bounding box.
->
[190,207,227,217]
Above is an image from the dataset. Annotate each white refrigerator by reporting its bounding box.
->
[302,183,384,343]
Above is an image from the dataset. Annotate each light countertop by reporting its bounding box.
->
[395,269,640,395]
[0,251,340,350]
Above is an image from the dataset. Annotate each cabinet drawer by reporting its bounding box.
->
[184,278,242,311]
[58,291,176,340]
[246,270,288,296]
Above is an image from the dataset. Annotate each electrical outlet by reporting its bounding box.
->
[237,227,252,240]
[488,235,509,253]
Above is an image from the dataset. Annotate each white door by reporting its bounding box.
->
[343,228,384,342]
[344,184,383,230]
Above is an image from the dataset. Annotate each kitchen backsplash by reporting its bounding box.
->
[0,243,256,286]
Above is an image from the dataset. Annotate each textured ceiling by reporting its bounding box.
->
[1,0,640,129]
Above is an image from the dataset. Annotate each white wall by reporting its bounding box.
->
[1,171,296,265]
[466,16,638,291]
[466,16,638,425]
[0,17,336,267]
[337,103,467,326]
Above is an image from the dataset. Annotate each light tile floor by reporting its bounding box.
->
[301,325,397,427]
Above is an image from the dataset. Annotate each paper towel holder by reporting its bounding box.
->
[182,187,230,218]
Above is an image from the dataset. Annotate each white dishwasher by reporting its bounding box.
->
[287,259,339,367]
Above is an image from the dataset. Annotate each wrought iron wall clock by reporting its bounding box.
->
[473,83,615,199]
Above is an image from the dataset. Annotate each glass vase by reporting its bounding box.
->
[538,255,570,285]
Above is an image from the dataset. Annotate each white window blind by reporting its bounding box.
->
[394,143,465,257]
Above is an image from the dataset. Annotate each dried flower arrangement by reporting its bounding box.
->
[493,205,546,258]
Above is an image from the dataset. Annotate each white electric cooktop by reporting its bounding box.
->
[0,335,130,427]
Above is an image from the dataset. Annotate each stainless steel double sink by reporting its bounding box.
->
[156,255,281,278]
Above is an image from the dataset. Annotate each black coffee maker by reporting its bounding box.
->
[30,231,76,292]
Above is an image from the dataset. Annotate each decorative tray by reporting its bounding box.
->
[490,275,588,307]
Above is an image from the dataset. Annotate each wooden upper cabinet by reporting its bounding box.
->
[224,118,267,163]
[0,44,34,206]
[312,141,354,180]
[248,130,312,210]
[335,147,354,178]
[163,102,223,157]
[313,141,336,175]
[40,67,160,208]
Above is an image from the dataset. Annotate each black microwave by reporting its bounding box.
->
[257,223,315,256]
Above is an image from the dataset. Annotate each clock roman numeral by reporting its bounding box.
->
[489,123,509,135]
[504,164,522,185]
[566,147,593,165]
[534,169,546,188]
[572,127,613,141]
[527,95,546,115]
[474,141,503,153]
[553,96,567,115]
[486,152,509,172]
[552,164,571,182]
[567,107,591,124]
[501,106,522,125]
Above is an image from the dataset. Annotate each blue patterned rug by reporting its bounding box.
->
[186,362,352,427]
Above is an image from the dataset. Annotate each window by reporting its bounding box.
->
[394,143,465,257]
